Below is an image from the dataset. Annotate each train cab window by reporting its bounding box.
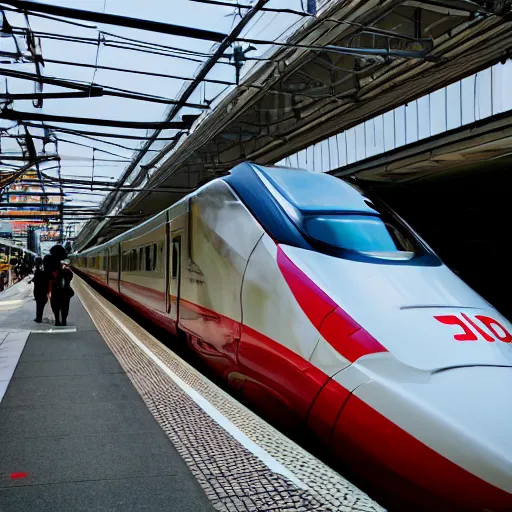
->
[250,165,439,265]
[303,214,417,260]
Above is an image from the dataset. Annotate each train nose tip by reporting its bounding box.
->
[332,364,512,511]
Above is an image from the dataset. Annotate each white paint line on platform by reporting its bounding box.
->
[80,282,307,491]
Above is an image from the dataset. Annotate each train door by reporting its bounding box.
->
[169,232,182,323]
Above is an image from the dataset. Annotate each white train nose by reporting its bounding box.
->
[332,363,512,511]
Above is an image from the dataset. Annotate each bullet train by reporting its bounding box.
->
[73,162,512,511]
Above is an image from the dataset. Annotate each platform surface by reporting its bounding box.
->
[0,283,214,512]
[0,275,383,512]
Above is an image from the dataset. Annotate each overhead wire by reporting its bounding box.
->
[0,0,281,227]
[113,0,271,213]
[17,123,180,140]
[100,30,219,58]
[46,138,133,160]
[9,27,221,62]
[43,58,236,86]
[189,0,308,16]
[53,134,160,153]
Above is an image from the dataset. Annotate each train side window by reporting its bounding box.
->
[131,249,137,271]
[139,247,144,271]
[110,254,118,272]
[122,251,129,271]
[172,237,181,279]
[144,245,150,271]
[157,242,164,272]
[151,243,157,271]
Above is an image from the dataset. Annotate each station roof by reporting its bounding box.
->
[1,0,297,241]
[0,1,510,250]
[74,0,512,250]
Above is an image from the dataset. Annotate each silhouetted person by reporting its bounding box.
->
[48,246,74,326]
[30,256,50,323]
[20,260,28,279]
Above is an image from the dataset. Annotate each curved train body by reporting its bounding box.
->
[73,163,512,511]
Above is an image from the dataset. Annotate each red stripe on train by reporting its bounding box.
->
[177,290,512,510]
[335,394,512,511]
[75,266,512,510]
[276,245,386,362]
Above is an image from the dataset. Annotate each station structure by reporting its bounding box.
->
[0,1,511,511]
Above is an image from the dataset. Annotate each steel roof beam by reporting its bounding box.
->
[0,0,227,42]
[0,68,209,108]
[15,123,179,140]
[99,0,270,217]
[0,91,103,101]
[1,109,192,129]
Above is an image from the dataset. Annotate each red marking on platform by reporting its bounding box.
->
[10,472,28,479]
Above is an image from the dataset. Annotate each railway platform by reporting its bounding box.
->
[0,275,383,512]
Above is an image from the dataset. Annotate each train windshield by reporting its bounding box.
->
[251,164,436,264]
[303,214,417,260]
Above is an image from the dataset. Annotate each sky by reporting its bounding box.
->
[5,0,509,239]
[0,0,309,234]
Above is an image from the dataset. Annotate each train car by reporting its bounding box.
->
[73,162,512,511]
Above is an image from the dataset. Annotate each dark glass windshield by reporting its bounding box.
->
[226,163,439,266]
[303,214,419,260]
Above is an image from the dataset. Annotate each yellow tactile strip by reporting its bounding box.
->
[73,276,384,512]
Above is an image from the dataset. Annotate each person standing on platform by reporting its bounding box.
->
[48,245,74,326]
[30,256,50,323]
[12,261,20,283]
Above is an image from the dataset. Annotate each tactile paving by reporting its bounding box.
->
[73,276,384,512]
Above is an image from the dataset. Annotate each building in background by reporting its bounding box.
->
[26,226,41,256]
[0,171,63,247]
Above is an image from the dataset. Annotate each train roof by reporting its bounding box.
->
[76,162,378,256]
